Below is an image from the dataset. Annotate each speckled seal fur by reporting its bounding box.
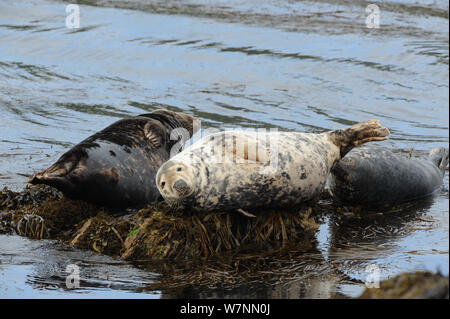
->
[30,109,198,208]
[329,146,449,205]
[156,120,390,212]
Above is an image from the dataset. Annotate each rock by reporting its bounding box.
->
[357,272,449,299]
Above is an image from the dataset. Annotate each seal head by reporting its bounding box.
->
[156,160,196,206]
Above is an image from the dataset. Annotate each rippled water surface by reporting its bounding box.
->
[0,0,448,298]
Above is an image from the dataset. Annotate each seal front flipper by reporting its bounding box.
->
[143,122,163,148]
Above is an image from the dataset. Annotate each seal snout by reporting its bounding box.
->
[156,161,195,202]
[173,179,190,196]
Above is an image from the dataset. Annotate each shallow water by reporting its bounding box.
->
[0,0,448,298]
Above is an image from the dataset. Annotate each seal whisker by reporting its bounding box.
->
[237,208,256,218]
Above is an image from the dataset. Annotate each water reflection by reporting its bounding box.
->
[323,195,448,283]
[329,196,436,246]
[0,235,159,298]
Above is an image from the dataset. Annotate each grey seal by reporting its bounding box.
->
[155,120,390,213]
[30,109,198,208]
[329,146,449,205]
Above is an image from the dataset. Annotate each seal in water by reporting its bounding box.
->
[30,109,198,208]
[329,146,449,205]
[155,120,390,213]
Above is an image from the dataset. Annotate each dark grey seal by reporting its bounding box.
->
[30,109,198,208]
[329,146,449,205]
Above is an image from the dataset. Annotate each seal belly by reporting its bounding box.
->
[329,146,447,205]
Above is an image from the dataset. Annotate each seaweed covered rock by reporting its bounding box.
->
[358,272,449,299]
[1,185,104,239]
[1,184,326,261]
[0,184,61,210]
[70,212,133,255]
[121,207,319,260]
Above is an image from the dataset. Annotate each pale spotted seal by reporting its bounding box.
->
[30,109,198,208]
[156,120,390,213]
[329,146,449,205]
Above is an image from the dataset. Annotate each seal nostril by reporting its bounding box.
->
[161,181,166,188]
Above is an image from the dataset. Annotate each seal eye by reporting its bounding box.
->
[177,167,182,172]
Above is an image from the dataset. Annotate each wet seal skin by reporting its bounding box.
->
[329,146,449,206]
[156,120,389,214]
[29,109,198,208]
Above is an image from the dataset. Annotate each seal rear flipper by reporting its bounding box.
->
[428,147,449,175]
[29,160,79,196]
[327,119,390,157]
